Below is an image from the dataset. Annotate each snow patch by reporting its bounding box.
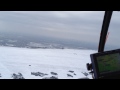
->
[0,46,96,79]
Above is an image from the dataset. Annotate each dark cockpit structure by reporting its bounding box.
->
[86,11,120,79]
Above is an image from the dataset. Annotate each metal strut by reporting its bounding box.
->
[98,11,113,52]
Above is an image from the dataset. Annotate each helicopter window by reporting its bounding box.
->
[105,11,120,51]
[0,11,105,79]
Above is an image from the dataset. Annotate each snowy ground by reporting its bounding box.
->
[0,46,96,79]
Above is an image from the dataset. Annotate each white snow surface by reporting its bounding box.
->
[0,46,96,79]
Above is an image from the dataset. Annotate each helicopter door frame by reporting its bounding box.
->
[98,11,113,52]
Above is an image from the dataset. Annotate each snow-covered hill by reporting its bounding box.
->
[0,46,96,79]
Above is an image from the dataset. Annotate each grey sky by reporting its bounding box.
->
[0,11,119,49]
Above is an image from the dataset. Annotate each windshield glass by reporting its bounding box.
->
[0,11,104,79]
[105,11,120,51]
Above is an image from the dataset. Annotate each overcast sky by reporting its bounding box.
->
[0,11,119,49]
